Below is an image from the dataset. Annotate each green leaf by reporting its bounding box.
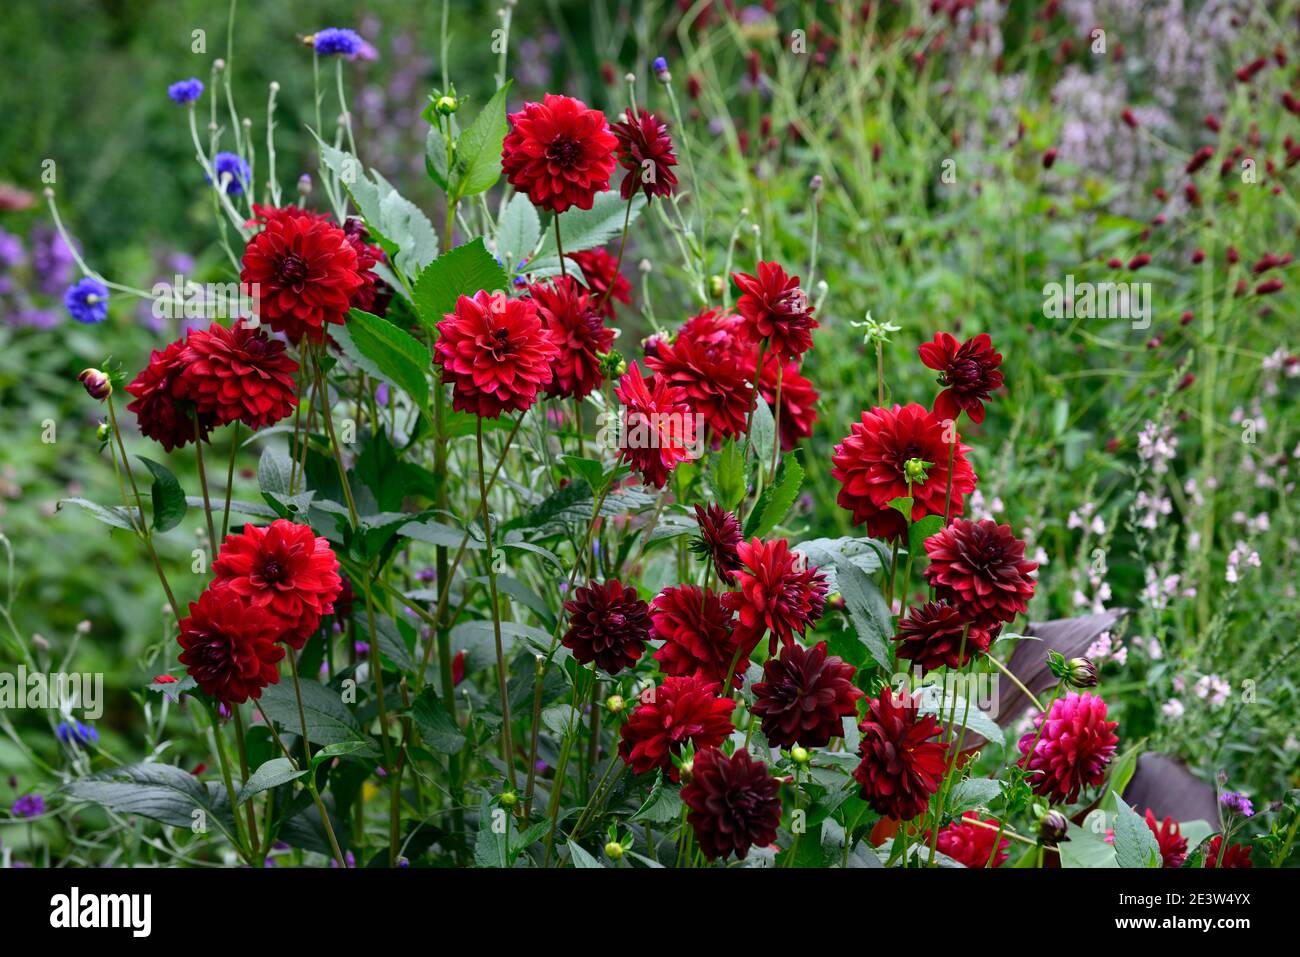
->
[335,308,431,416]
[542,704,583,738]
[237,757,307,806]
[136,456,188,532]
[495,192,541,272]
[631,771,683,824]
[744,456,803,538]
[887,496,913,519]
[57,498,137,532]
[424,125,450,190]
[411,687,467,755]
[708,439,746,511]
[561,455,608,495]
[412,238,510,332]
[1112,794,1162,868]
[946,778,1003,816]
[474,795,509,868]
[451,82,511,200]
[258,680,377,754]
[530,191,646,275]
[749,396,776,469]
[908,513,944,562]
[917,690,1004,747]
[398,519,483,549]
[833,558,893,670]
[62,763,237,845]
[567,839,605,868]
[257,444,293,497]
[1059,815,1118,868]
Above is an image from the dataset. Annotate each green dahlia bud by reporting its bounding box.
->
[604,841,625,860]
[435,94,459,116]
[903,457,932,484]
[499,790,518,808]
[790,746,810,765]
[598,351,627,379]
[95,422,112,443]
[708,274,725,299]
[605,694,625,714]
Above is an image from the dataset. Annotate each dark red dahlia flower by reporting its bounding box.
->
[1202,835,1252,868]
[178,322,299,430]
[727,537,829,656]
[561,579,650,675]
[1144,810,1188,868]
[611,107,679,201]
[646,315,754,441]
[650,584,745,688]
[177,587,285,703]
[527,276,613,399]
[341,217,391,316]
[125,339,219,452]
[682,747,781,861]
[758,353,819,452]
[613,363,697,488]
[895,601,992,674]
[689,503,743,583]
[1016,691,1118,803]
[433,290,559,418]
[501,93,617,213]
[750,641,864,748]
[831,403,977,541]
[618,674,735,780]
[932,814,1009,868]
[212,519,343,649]
[240,210,363,344]
[923,519,1038,630]
[568,248,630,319]
[853,689,947,821]
[731,261,818,362]
[918,332,1004,424]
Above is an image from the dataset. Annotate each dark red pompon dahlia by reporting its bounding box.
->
[561,579,650,676]
[1016,691,1118,803]
[918,332,1004,424]
[831,403,976,541]
[179,322,299,430]
[568,248,630,319]
[618,675,735,780]
[177,587,285,703]
[689,503,743,583]
[1202,835,1252,868]
[731,260,818,361]
[932,814,1009,868]
[923,519,1037,630]
[645,315,754,441]
[727,537,828,656]
[240,210,363,344]
[750,641,864,748]
[611,107,679,201]
[501,93,617,213]
[682,747,781,861]
[1145,810,1188,868]
[125,338,218,452]
[650,584,745,688]
[613,363,697,488]
[433,290,559,418]
[894,601,992,674]
[853,689,947,821]
[527,277,613,400]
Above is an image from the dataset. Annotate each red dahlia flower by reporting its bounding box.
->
[933,814,1009,868]
[1144,810,1188,868]
[613,363,696,488]
[750,641,864,748]
[646,312,754,441]
[212,519,343,649]
[918,332,1004,424]
[501,93,617,213]
[923,519,1037,630]
[179,322,299,430]
[177,588,285,703]
[758,353,819,452]
[1016,691,1118,803]
[732,261,818,362]
[682,747,781,861]
[894,601,992,674]
[125,339,219,452]
[831,403,977,541]
[853,689,947,821]
[567,248,630,319]
[527,276,613,399]
[688,503,743,583]
[727,537,829,656]
[618,675,735,780]
[561,579,650,676]
[240,210,363,344]
[650,584,745,688]
[611,107,679,201]
[1203,835,1252,868]
[433,290,559,418]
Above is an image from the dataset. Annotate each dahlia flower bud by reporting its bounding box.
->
[1049,650,1098,688]
[95,422,112,443]
[677,756,695,783]
[598,350,627,379]
[708,274,725,298]
[435,94,459,116]
[604,840,625,860]
[904,456,932,485]
[605,694,626,714]
[1037,808,1069,846]
[297,173,312,196]
[790,746,810,765]
[499,790,518,808]
[78,368,112,401]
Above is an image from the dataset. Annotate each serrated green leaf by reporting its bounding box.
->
[833,558,893,670]
[136,455,188,532]
[451,82,511,200]
[334,308,431,416]
[744,456,803,538]
[237,757,307,806]
[1112,794,1162,868]
[412,238,510,332]
[495,192,541,272]
[530,191,645,275]
[411,686,467,755]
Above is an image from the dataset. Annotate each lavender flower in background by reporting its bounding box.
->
[11,794,44,818]
[29,225,77,296]
[1220,790,1255,817]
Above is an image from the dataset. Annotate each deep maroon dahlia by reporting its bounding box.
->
[1145,810,1188,868]
[750,641,864,748]
[611,107,679,201]
[645,312,754,441]
[853,689,947,821]
[1016,691,1118,803]
[618,674,735,780]
[527,276,613,399]
[501,93,617,213]
[177,587,285,703]
[689,503,743,583]
[894,601,992,674]
[650,584,745,688]
[433,290,559,418]
[561,579,650,676]
[682,747,782,861]
[731,261,818,362]
[125,339,218,452]
[933,814,1009,868]
[568,248,630,319]
[613,363,696,488]
[831,403,977,541]
[1203,835,1253,868]
[727,537,829,656]
[179,322,299,430]
[918,331,1004,424]
[923,519,1038,630]
[758,353,819,452]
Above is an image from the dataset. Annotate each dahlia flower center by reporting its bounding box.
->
[546,136,582,167]
[946,356,981,388]
[275,253,309,286]
[260,559,287,583]
[606,612,627,630]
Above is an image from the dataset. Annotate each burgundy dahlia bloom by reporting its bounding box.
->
[831,403,977,541]
[618,675,735,780]
[646,312,754,440]
[177,588,285,703]
[751,641,864,748]
[179,322,299,430]
[611,107,679,201]
[527,277,613,399]
[1203,835,1252,868]
[918,332,1004,425]
[758,353,819,451]
[561,579,650,676]
[682,747,782,861]
[1016,691,1118,803]
[923,519,1038,630]
[933,814,1009,868]
[689,503,743,583]
[125,339,218,452]
[727,537,829,656]
[613,363,696,488]
[501,94,617,213]
[731,260,818,361]
[894,601,992,674]
[1145,810,1188,868]
[568,248,630,319]
[433,290,559,418]
[650,584,745,688]
[853,689,947,821]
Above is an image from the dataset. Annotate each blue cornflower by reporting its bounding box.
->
[209,152,251,195]
[653,56,670,81]
[312,28,364,57]
[167,77,204,105]
[63,277,109,324]
[56,720,99,748]
[11,794,45,818]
